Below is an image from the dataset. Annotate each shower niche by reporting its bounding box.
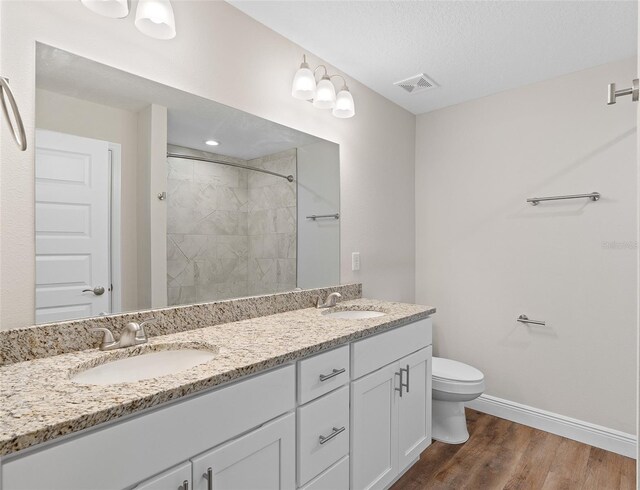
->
[34,43,340,323]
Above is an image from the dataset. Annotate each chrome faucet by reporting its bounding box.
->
[316,292,342,309]
[91,318,157,351]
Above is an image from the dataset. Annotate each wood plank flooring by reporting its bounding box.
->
[391,409,636,489]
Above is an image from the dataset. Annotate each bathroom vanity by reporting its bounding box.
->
[0,296,435,490]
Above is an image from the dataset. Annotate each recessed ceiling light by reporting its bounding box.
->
[205,140,219,146]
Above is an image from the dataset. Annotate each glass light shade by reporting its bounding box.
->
[80,0,129,18]
[135,0,176,40]
[332,88,355,118]
[313,77,336,109]
[291,66,316,100]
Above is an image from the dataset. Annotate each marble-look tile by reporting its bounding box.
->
[168,286,197,306]
[167,158,193,181]
[194,162,242,187]
[170,234,213,260]
[167,259,195,287]
[218,236,248,259]
[217,186,248,212]
[274,207,296,235]
[276,233,296,259]
[193,210,247,236]
[277,258,297,285]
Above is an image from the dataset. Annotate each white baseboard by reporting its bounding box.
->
[466,394,637,459]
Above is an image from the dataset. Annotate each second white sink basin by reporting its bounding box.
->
[71,348,217,385]
[323,310,386,320]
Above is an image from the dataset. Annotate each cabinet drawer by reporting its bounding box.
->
[351,318,432,379]
[297,345,349,404]
[297,386,350,486]
[134,462,191,490]
[299,456,349,490]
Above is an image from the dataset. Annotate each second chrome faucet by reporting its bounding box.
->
[316,292,342,309]
[91,318,157,351]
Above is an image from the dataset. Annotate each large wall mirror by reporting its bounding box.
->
[34,44,340,324]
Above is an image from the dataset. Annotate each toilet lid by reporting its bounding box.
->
[432,357,484,383]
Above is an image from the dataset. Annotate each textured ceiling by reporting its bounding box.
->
[229,0,638,115]
[36,45,322,159]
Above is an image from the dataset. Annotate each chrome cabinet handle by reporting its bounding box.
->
[395,365,410,397]
[319,426,345,444]
[0,77,27,151]
[180,480,188,490]
[319,367,346,382]
[403,364,410,393]
[203,467,212,490]
[82,286,105,296]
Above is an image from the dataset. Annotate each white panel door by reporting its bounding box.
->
[191,413,296,490]
[397,346,432,471]
[350,363,399,490]
[134,462,191,490]
[35,129,110,323]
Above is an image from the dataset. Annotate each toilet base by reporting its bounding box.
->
[432,399,470,444]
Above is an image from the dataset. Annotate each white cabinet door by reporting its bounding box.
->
[191,413,295,490]
[134,462,191,490]
[351,345,433,490]
[350,363,399,490]
[397,346,432,471]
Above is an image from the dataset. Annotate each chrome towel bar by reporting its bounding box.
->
[517,315,546,326]
[0,77,27,151]
[306,213,339,220]
[607,79,639,105]
[527,192,600,206]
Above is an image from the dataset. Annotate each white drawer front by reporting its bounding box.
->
[351,318,432,379]
[299,456,349,490]
[297,386,350,486]
[297,345,350,405]
[134,462,191,490]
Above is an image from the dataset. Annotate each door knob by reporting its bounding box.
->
[82,286,105,296]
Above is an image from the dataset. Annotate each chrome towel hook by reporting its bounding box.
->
[607,79,639,105]
[0,77,27,151]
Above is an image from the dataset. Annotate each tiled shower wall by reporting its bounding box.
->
[166,145,296,305]
[247,149,297,295]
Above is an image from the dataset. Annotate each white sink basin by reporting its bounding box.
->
[71,348,217,385]
[323,310,386,320]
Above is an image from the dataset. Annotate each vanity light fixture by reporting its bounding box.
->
[134,0,176,40]
[80,0,129,18]
[291,55,356,118]
[205,139,219,146]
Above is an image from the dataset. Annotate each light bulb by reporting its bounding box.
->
[332,87,355,118]
[135,0,176,40]
[313,76,336,109]
[291,57,316,100]
[80,0,129,18]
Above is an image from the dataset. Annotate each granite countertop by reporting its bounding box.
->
[0,299,435,457]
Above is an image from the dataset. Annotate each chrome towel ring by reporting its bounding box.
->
[0,77,27,151]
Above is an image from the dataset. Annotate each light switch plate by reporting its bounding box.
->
[352,252,360,271]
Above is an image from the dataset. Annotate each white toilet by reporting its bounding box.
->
[432,357,485,444]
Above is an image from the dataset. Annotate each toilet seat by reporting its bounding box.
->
[432,357,485,395]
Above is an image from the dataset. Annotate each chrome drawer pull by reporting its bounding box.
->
[319,367,346,382]
[203,467,213,490]
[180,480,189,490]
[319,426,346,444]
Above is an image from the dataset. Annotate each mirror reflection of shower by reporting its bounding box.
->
[166,146,298,305]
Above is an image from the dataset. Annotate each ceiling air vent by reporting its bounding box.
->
[394,73,438,94]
